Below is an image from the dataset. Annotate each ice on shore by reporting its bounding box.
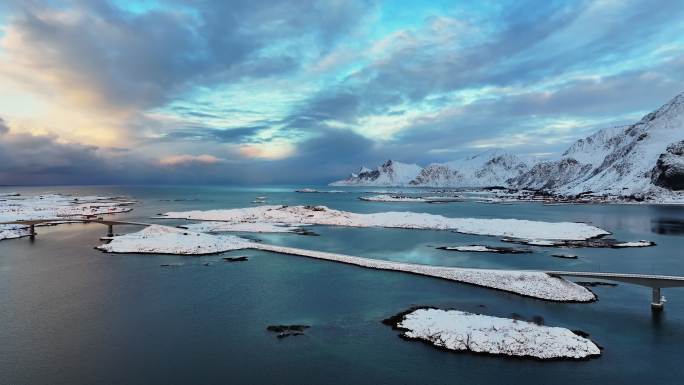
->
[159,205,609,241]
[98,224,594,301]
[387,308,601,360]
[360,195,426,202]
[96,225,252,255]
[444,245,494,252]
[438,245,530,254]
[360,194,463,203]
[612,240,655,248]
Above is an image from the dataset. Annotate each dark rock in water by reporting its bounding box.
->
[239,235,263,243]
[502,237,655,249]
[203,262,212,266]
[266,324,310,339]
[652,140,684,190]
[160,263,182,267]
[222,256,248,262]
[437,245,531,254]
[267,324,310,333]
[291,228,320,236]
[576,281,618,288]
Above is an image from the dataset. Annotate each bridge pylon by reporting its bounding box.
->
[651,287,665,311]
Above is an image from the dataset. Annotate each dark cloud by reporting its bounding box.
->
[285,0,684,135]
[0,118,8,135]
[5,0,377,110]
[159,125,269,144]
[0,127,378,185]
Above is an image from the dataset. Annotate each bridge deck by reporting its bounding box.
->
[0,218,153,227]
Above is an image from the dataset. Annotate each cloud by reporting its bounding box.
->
[0,0,683,185]
[0,118,8,135]
[0,0,376,111]
[159,154,223,167]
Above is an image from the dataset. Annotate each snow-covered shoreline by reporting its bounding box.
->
[97,224,596,302]
[158,205,609,241]
[384,307,601,360]
[359,194,463,203]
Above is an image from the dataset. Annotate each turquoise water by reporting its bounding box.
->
[1,185,684,384]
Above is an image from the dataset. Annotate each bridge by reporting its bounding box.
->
[3,217,684,311]
[0,218,152,238]
[545,270,684,311]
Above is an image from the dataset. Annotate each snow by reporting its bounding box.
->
[96,225,252,255]
[359,194,426,202]
[98,224,595,301]
[330,160,422,186]
[0,194,134,241]
[248,244,595,302]
[359,194,463,203]
[332,150,532,188]
[513,92,684,200]
[411,149,532,188]
[391,308,601,360]
[159,205,609,241]
[0,224,31,240]
[612,240,655,248]
[329,91,684,202]
[522,240,558,246]
[442,245,496,252]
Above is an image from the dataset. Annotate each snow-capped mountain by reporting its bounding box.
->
[410,149,531,187]
[512,92,684,197]
[330,150,531,187]
[330,160,422,186]
[330,91,684,200]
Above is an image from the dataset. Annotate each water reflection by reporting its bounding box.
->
[651,218,684,235]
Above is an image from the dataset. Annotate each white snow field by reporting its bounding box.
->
[390,308,601,360]
[159,205,609,241]
[98,224,595,302]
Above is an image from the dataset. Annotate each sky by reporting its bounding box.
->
[0,0,683,185]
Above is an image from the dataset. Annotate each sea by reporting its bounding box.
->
[1,185,683,385]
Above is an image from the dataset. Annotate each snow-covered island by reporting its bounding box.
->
[330,91,684,204]
[0,194,135,241]
[158,205,609,241]
[384,307,601,360]
[96,224,252,255]
[97,224,595,302]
